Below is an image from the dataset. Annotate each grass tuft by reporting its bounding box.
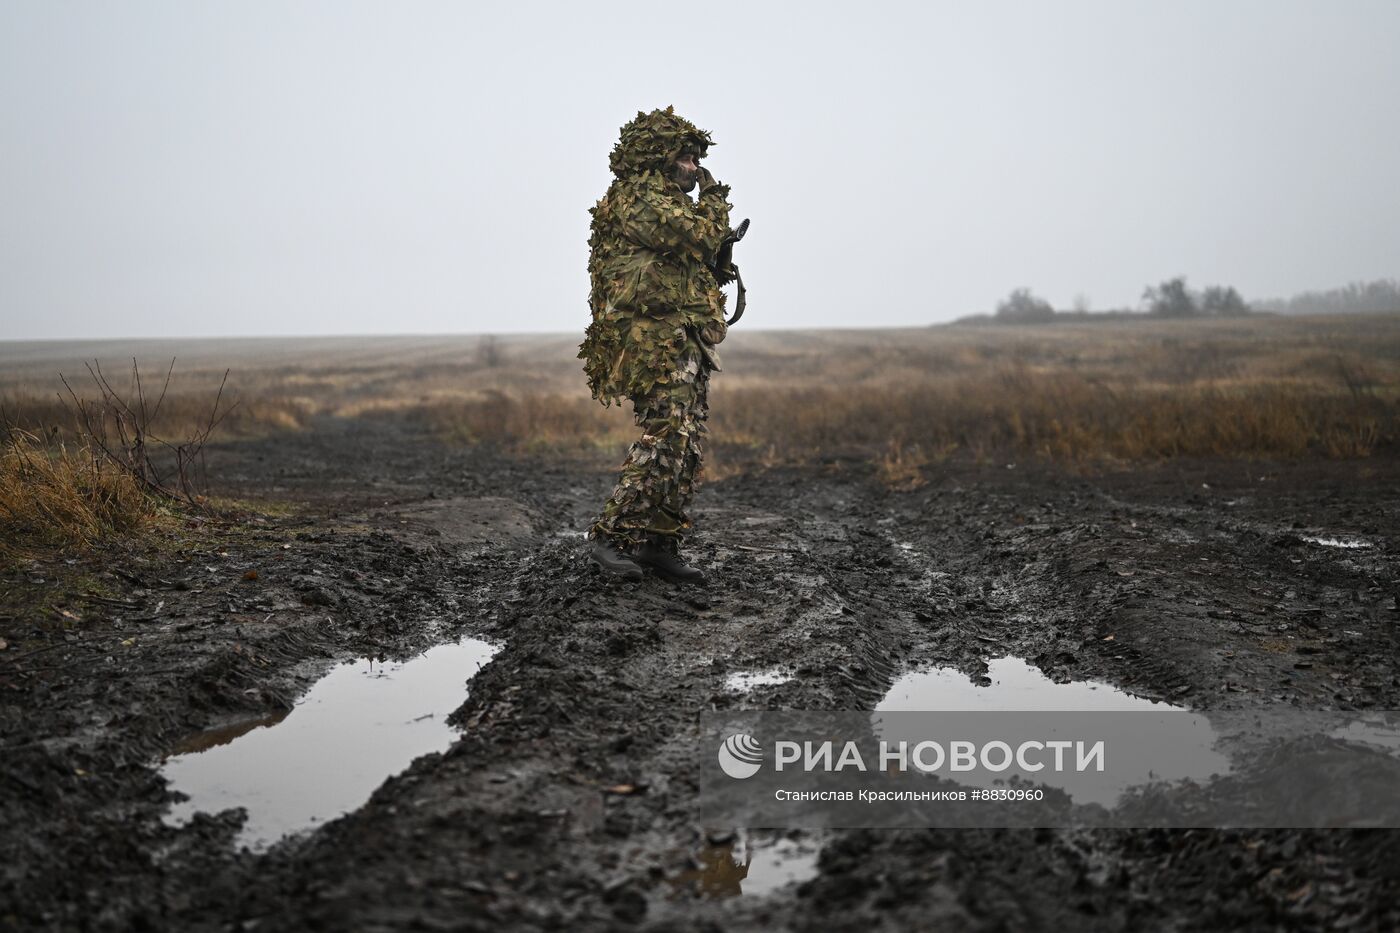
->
[0,430,157,558]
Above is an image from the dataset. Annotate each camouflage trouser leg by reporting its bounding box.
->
[590,355,711,554]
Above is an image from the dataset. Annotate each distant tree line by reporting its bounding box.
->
[1254,279,1400,316]
[1141,277,1249,317]
[973,276,1400,326]
[986,277,1251,324]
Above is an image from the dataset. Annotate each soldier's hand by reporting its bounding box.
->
[714,239,735,274]
[696,165,718,194]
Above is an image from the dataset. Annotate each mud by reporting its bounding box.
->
[2,414,1398,931]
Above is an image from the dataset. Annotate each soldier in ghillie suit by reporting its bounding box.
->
[578,107,745,583]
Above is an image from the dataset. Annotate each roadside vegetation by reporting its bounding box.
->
[412,314,1400,474]
[0,430,157,562]
[0,360,238,568]
[2,316,1396,512]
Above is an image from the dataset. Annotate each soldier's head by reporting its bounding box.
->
[609,106,714,185]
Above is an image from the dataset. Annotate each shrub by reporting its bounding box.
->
[0,430,156,557]
[995,288,1055,323]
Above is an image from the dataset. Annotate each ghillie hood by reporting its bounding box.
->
[608,106,715,178]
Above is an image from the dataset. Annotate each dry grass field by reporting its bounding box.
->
[2,313,1396,517]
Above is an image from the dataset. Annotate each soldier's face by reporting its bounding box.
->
[670,151,699,193]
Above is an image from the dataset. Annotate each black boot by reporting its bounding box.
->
[635,538,706,584]
[590,538,643,580]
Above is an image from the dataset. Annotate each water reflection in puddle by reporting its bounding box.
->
[725,669,792,692]
[1331,716,1400,755]
[667,833,821,899]
[1302,535,1371,549]
[875,656,1230,808]
[878,656,1173,712]
[162,638,498,849]
[170,712,288,755]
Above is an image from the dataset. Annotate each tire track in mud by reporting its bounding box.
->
[8,417,1397,931]
[163,461,985,930]
[783,462,1400,933]
[693,470,1148,932]
[171,451,1399,931]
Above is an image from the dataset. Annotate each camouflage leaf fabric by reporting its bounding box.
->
[579,107,734,404]
[590,352,711,548]
[582,107,738,552]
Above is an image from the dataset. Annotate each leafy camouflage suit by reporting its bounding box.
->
[579,108,734,555]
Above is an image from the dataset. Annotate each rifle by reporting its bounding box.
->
[712,218,749,326]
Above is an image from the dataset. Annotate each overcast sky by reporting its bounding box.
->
[3,1,1398,340]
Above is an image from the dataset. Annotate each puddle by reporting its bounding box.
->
[667,833,821,899]
[725,669,792,692]
[877,656,1176,712]
[1302,535,1371,549]
[1331,715,1400,755]
[742,836,822,894]
[874,656,1230,807]
[161,637,498,849]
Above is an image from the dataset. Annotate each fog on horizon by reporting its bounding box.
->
[2,0,1398,341]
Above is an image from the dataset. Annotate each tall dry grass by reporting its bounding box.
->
[0,391,312,443]
[414,368,1391,467]
[0,431,157,559]
[411,315,1400,470]
[2,316,1397,481]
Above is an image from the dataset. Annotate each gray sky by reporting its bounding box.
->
[3,0,1398,340]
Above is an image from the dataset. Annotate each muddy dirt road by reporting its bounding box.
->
[3,416,1398,930]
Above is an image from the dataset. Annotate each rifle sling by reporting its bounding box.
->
[724,265,746,327]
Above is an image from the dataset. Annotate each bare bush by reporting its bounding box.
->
[58,359,236,503]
